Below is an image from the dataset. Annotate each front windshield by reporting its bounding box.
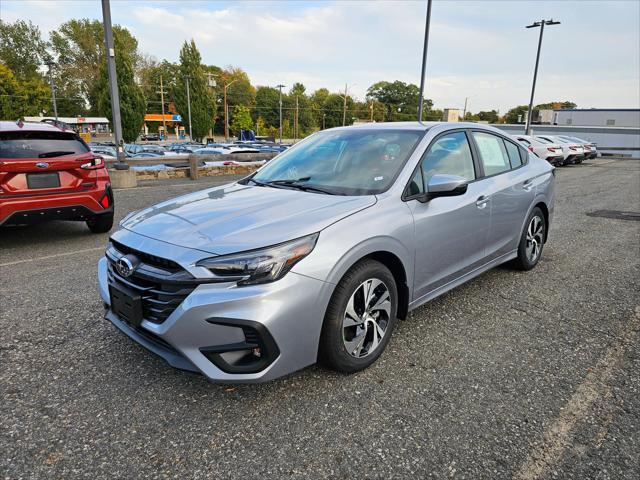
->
[250,129,424,195]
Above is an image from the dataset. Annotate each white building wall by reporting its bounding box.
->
[553,110,640,128]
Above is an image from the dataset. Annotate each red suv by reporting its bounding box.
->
[0,120,114,233]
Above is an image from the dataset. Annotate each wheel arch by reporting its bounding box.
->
[534,201,550,242]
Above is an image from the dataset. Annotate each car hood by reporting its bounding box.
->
[121,182,376,255]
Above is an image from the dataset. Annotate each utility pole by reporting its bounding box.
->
[417,0,433,122]
[100,0,127,169]
[322,113,326,130]
[342,83,348,126]
[462,97,468,120]
[370,101,374,122]
[223,79,238,141]
[525,19,560,134]
[158,75,167,139]
[45,61,58,121]
[294,95,299,142]
[276,84,285,143]
[184,75,192,140]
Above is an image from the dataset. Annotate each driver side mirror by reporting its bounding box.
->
[417,174,469,202]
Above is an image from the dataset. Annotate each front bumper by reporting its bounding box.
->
[98,254,334,383]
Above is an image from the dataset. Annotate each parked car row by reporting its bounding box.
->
[510,134,597,166]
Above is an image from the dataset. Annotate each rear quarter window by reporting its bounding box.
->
[0,131,89,159]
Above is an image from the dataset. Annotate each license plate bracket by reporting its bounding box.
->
[27,172,61,189]
[109,283,144,327]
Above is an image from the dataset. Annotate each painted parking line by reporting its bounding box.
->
[514,305,640,480]
[0,246,105,268]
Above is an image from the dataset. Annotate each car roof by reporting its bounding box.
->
[0,120,70,133]
[328,121,506,134]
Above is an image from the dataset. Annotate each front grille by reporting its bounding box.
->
[110,238,181,272]
[107,243,199,324]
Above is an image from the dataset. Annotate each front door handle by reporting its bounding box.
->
[523,179,534,191]
[476,195,490,209]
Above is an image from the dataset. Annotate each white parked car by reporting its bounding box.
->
[511,135,564,166]
[535,135,585,164]
[557,135,598,160]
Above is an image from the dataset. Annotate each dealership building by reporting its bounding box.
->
[552,109,640,128]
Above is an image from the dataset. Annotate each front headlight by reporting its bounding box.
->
[196,233,319,286]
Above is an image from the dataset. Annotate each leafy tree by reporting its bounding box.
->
[535,101,577,110]
[138,58,180,116]
[255,86,281,127]
[0,20,50,81]
[0,65,24,119]
[323,93,354,128]
[230,105,253,134]
[0,64,50,118]
[171,40,216,141]
[49,19,139,115]
[96,35,145,142]
[477,110,499,123]
[503,105,529,124]
[255,116,266,136]
[366,80,432,121]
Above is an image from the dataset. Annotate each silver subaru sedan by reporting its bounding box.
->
[98,122,554,383]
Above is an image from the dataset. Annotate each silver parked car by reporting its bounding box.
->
[98,122,555,382]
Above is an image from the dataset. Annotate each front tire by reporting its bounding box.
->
[319,259,398,373]
[86,213,114,233]
[512,207,546,270]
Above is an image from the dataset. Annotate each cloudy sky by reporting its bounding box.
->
[2,0,639,113]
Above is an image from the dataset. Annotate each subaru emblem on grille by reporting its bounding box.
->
[116,254,139,278]
[35,162,49,168]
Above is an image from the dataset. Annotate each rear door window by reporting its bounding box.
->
[472,131,511,176]
[504,139,524,168]
[0,131,89,159]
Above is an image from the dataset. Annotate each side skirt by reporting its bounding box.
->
[408,250,518,311]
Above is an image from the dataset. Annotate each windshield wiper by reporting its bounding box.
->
[38,151,75,158]
[266,178,339,195]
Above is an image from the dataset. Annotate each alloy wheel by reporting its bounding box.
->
[342,278,391,358]
[526,215,544,263]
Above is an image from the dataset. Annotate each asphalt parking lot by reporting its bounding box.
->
[1,159,638,479]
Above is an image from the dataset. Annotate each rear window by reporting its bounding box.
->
[0,131,89,159]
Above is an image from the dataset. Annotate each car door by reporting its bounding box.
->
[406,130,492,300]
[470,131,535,260]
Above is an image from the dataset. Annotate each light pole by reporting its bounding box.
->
[101,0,127,169]
[44,61,58,121]
[525,19,560,134]
[417,0,433,122]
[184,75,193,140]
[322,113,326,130]
[276,84,285,143]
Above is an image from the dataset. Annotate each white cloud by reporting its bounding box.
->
[2,0,638,112]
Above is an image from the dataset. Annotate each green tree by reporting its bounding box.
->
[49,19,139,115]
[230,105,253,135]
[504,105,529,124]
[171,40,216,141]
[96,35,145,142]
[255,86,281,127]
[0,20,50,81]
[477,110,499,123]
[535,101,577,110]
[366,80,432,121]
[0,64,24,119]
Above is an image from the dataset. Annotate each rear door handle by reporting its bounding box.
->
[476,195,490,209]
[523,179,534,191]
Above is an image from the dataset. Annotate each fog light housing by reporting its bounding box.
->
[200,320,279,374]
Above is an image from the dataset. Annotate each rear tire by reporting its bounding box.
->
[86,213,114,233]
[512,207,546,271]
[319,259,398,373]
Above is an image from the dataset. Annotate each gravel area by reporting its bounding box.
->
[1,159,638,479]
